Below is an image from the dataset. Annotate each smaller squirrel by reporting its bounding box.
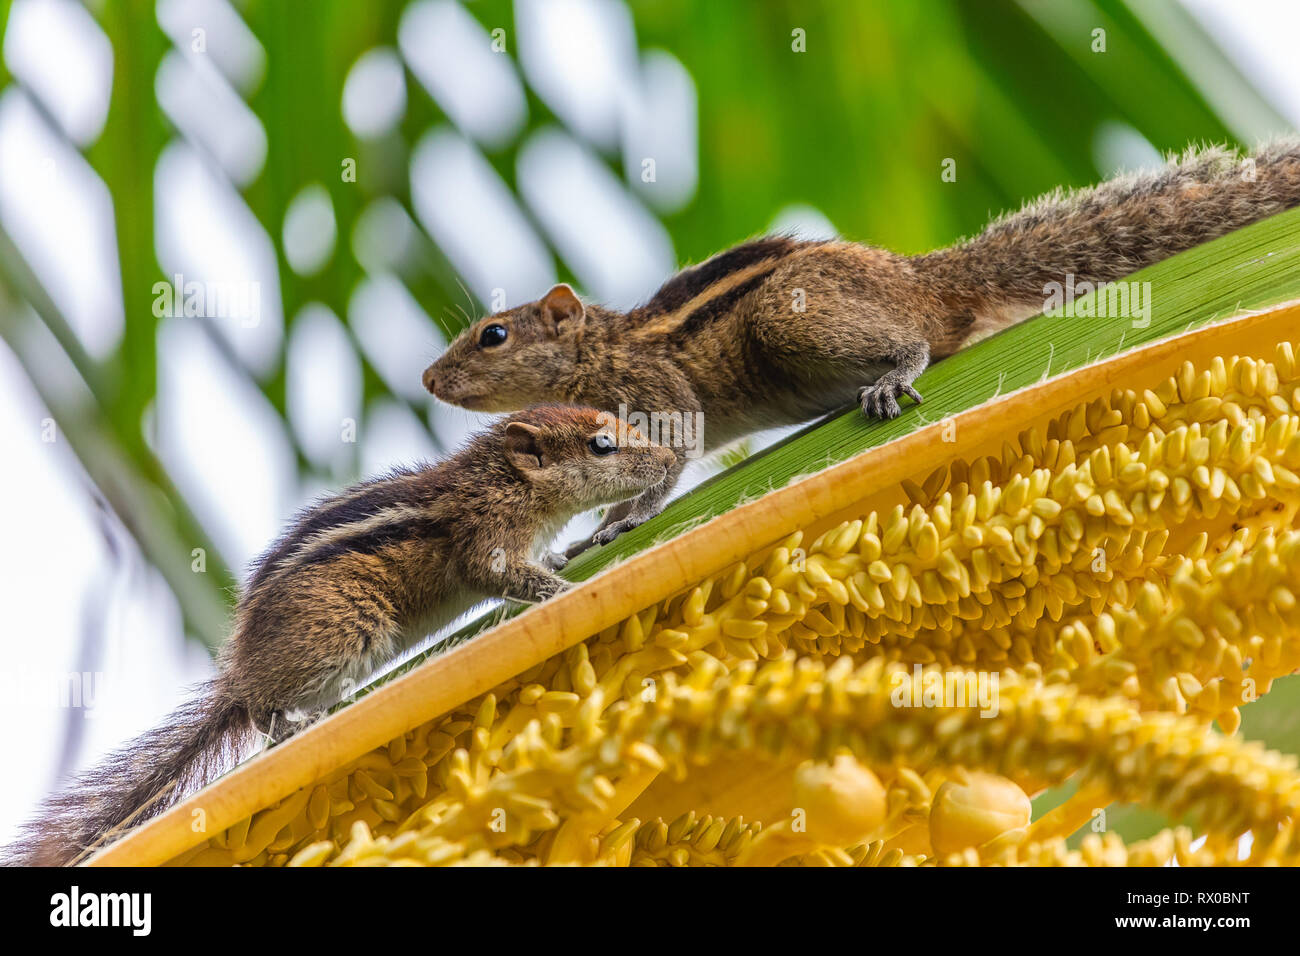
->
[9,404,673,867]
[423,138,1300,552]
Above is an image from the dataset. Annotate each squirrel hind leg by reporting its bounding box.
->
[858,340,929,420]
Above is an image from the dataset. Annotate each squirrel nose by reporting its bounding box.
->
[422,365,437,394]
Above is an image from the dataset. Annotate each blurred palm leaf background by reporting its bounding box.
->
[0,0,1296,843]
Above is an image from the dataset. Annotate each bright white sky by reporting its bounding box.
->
[0,0,1293,845]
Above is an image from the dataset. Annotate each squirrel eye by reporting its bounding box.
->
[479,323,508,347]
[588,434,618,456]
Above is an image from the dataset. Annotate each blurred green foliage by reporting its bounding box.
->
[631,0,1279,256]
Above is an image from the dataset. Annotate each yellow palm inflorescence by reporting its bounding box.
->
[162,333,1300,867]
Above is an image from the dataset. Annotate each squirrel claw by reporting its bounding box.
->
[859,381,922,420]
[591,517,642,547]
[563,514,651,557]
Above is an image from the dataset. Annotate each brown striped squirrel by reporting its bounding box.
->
[8,405,673,866]
[423,139,1300,554]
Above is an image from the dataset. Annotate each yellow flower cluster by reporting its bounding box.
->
[170,340,1300,867]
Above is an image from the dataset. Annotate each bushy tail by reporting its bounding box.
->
[3,683,251,866]
[919,137,1300,306]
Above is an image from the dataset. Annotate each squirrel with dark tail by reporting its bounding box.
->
[7,406,674,866]
[424,139,1300,554]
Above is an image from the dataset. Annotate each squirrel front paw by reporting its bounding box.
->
[563,517,646,556]
[511,575,571,603]
[535,577,572,601]
[590,516,645,547]
[542,550,568,571]
[859,380,923,420]
[564,508,659,557]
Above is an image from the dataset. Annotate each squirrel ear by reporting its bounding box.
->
[504,422,548,473]
[540,284,584,333]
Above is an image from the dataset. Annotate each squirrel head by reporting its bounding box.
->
[499,404,674,514]
[424,284,589,411]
